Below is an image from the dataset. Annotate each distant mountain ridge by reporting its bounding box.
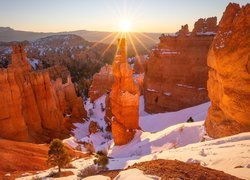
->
[0,27,162,56]
[0,27,159,43]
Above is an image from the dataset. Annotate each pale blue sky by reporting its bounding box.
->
[0,0,249,33]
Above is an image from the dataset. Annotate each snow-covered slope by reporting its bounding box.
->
[64,95,113,153]
[108,121,206,158]
[139,96,210,132]
[107,132,250,179]
[19,95,250,179]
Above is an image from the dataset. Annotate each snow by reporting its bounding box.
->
[113,168,160,180]
[147,88,157,92]
[198,87,206,90]
[62,137,79,149]
[64,95,113,153]
[17,95,250,179]
[84,175,110,180]
[164,92,171,96]
[140,100,210,132]
[196,31,216,36]
[26,58,39,70]
[107,131,250,179]
[176,83,194,89]
[161,51,179,55]
[108,121,206,158]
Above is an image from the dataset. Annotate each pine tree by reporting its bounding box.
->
[47,139,71,174]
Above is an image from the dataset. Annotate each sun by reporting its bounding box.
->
[119,20,131,32]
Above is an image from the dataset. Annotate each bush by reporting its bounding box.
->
[78,165,98,178]
[47,139,71,174]
[187,117,194,123]
[94,151,109,171]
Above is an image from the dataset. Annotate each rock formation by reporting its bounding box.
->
[89,64,114,102]
[144,17,217,113]
[205,3,250,138]
[104,92,112,132]
[110,38,140,145]
[0,44,86,142]
[88,121,100,134]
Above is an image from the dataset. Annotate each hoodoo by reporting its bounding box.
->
[89,64,114,102]
[205,3,250,138]
[0,44,86,142]
[110,38,140,145]
[144,17,217,113]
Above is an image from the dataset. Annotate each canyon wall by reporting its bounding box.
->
[89,64,114,102]
[0,44,86,142]
[205,3,250,138]
[144,17,217,113]
[110,38,140,145]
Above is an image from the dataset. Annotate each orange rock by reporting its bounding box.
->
[144,17,217,113]
[89,64,114,102]
[89,121,100,134]
[0,44,86,142]
[110,38,140,145]
[104,92,112,131]
[205,3,250,138]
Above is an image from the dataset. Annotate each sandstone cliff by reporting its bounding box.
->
[89,64,114,102]
[205,3,250,138]
[144,17,217,113]
[0,44,86,142]
[110,38,140,145]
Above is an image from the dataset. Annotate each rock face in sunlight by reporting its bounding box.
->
[0,44,86,142]
[205,3,250,138]
[89,64,114,102]
[144,17,217,113]
[110,38,140,145]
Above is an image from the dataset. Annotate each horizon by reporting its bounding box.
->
[0,0,249,33]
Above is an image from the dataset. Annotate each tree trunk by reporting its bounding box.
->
[58,165,61,174]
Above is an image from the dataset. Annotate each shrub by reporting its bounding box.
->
[187,117,194,123]
[94,151,109,171]
[47,139,71,174]
[78,165,98,178]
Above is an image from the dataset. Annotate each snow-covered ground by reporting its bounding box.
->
[139,96,210,132]
[63,95,113,153]
[19,95,250,179]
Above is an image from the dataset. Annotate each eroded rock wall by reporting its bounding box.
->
[205,3,250,138]
[144,17,217,113]
[0,44,86,142]
[89,64,114,102]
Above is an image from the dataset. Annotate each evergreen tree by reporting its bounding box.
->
[47,139,71,174]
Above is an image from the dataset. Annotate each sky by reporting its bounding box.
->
[0,0,249,33]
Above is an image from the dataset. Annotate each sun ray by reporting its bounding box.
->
[137,32,158,43]
[101,32,121,57]
[86,32,115,52]
[131,33,151,54]
[127,32,140,60]
[115,32,126,55]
